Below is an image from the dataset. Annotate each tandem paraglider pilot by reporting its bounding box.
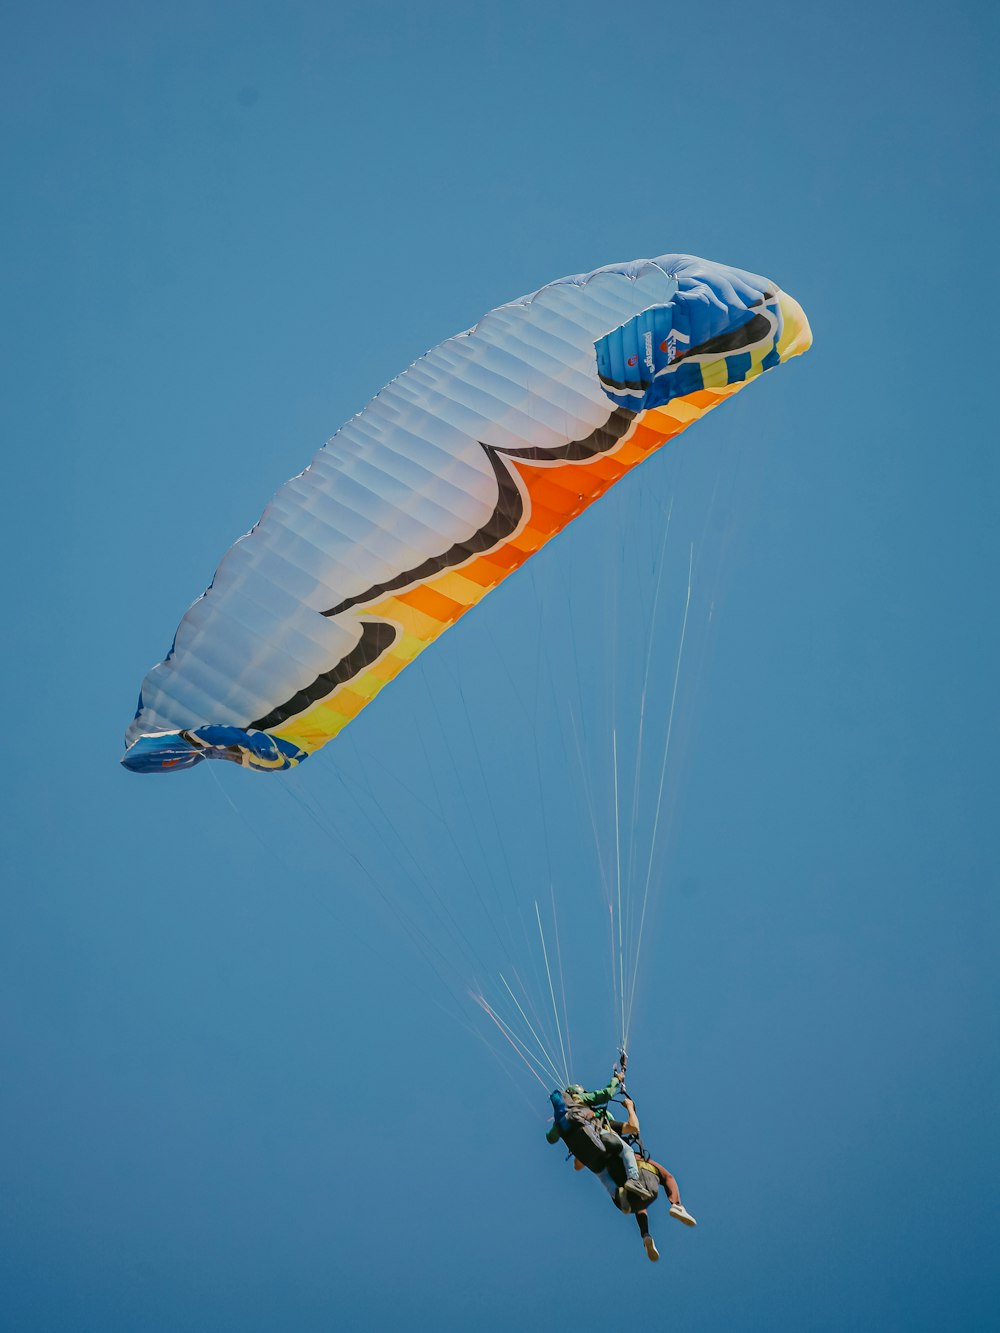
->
[547,1065,696,1262]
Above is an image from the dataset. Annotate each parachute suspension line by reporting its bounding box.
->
[626,498,675,902]
[560,531,620,1018]
[531,718,566,1067]
[548,879,574,1080]
[504,962,561,1072]
[273,779,487,1035]
[475,601,566,1062]
[568,701,619,1025]
[527,574,559,935]
[545,543,620,1022]
[569,696,620,1035]
[535,899,570,1088]
[290,774,470,988]
[471,993,551,1093]
[456,679,521,904]
[349,741,490,959]
[417,679,517,948]
[498,971,565,1088]
[449,677,557,1047]
[207,766,403,991]
[352,738,444,825]
[468,1001,550,1113]
[607,901,617,1022]
[414,673,559,1054]
[620,499,674,1051]
[336,737,496,988]
[237,770,516,1056]
[566,704,612,908]
[611,495,630,1033]
[206,762,272,858]
[338,735,557,1077]
[365,693,565,1087]
[625,541,695,1046]
[612,728,626,1052]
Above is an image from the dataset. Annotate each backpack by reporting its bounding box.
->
[557,1100,611,1173]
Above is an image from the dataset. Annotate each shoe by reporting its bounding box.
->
[614,1186,631,1213]
[669,1203,697,1227]
[643,1234,660,1262]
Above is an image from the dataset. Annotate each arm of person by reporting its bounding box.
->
[603,1100,640,1138]
[577,1074,621,1108]
[645,1158,680,1203]
[647,1159,671,1186]
[620,1095,640,1137]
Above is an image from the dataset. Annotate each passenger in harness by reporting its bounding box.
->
[616,1154,698,1264]
[546,1071,655,1212]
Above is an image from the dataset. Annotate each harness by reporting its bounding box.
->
[558,1047,655,1169]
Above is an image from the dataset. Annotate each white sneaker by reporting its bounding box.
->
[669,1203,697,1227]
[643,1234,660,1262]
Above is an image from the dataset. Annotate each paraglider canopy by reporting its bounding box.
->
[122,253,811,775]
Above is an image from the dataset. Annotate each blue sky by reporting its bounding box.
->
[2,2,998,1329]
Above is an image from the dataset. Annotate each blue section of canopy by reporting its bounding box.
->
[122,727,305,774]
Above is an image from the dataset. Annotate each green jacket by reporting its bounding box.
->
[546,1075,622,1143]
